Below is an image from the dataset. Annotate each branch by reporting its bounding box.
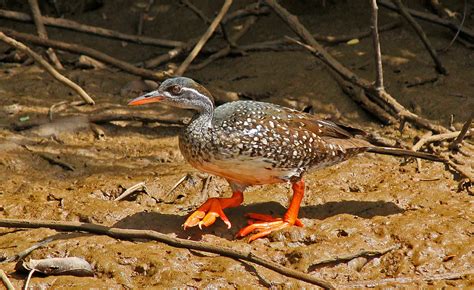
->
[141,2,270,69]
[175,0,233,76]
[0,32,95,105]
[143,38,198,68]
[0,9,183,48]
[0,28,169,81]
[264,0,449,134]
[345,271,474,288]
[190,14,259,71]
[378,0,474,41]
[0,270,14,290]
[28,0,63,69]
[0,218,334,289]
[449,112,473,150]
[370,0,384,91]
[413,129,473,150]
[391,0,447,74]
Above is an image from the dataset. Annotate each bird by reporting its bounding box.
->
[128,77,442,242]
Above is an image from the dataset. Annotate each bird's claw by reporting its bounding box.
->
[236,213,304,242]
[183,198,232,229]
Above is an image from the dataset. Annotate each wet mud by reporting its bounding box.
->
[0,0,473,288]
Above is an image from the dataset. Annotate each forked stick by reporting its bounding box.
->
[0,32,95,105]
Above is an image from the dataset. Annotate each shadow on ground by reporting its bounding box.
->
[113,200,404,241]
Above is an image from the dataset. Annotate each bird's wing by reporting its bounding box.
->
[258,104,371,149]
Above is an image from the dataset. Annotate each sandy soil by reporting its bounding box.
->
[0,0,473,288]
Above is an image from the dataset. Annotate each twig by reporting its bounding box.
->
[0,218,335,289]
[309,245,398,271]
[190,14,259,71]
[449,112,473,151]
[141,2,270,69]
[0,269,14,290]
[235,21,401,53]
[23,145,75,171]
[413,131,432,172]
[24,269,35,290]
[143,37,198,68]
[411,129,474,182]
[391,0,447,75]
[166,174,190,198]
[0,28,169,81]
[0,31,95,105]
[28,0,63,70]
[0,9,183,48]
[1,236,56,264]
[114,182,148,201]
[181,0,212,25]
[439,0,468,52]
[175,0,233,76]
[137,0,154,36]
[326,66,396,124]
[378,0,474,41]
[445,158,473,181]
[345,270,474,288]
[370,0,384,91]
[12,109,187,132]
[222,3,270,24]
[413,129,474,150]
[264,0,448,134]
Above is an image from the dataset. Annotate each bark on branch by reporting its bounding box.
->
[0,32,94,105]
[28,0,63,69]
[0,28,169,81]
[175,0,233,76]
[0,218,334,289]
[0,9,183,48]
[264,0,448,134]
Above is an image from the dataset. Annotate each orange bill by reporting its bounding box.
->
[128,91,164,106]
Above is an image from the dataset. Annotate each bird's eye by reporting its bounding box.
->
[168,85,182,95]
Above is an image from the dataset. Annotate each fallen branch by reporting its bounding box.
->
[449,113,473,150]
[391,0,447,74]
[0,31,95,105]
[439,0,468,52]
[308,245,398,271]
[345,270,474,288]
[413,129,474,150]
[370,0,385,91]
[1,236,56,264]
[240,21,401,53]
[190,14,259,71]
[0,9,183,48]
[0,28,169,81]
[114,182,148,201]
[28,0,63,69]
[411,128,474,182]
[326,67,396,124]
[143,37,198,69]
[175,0,233,76]
[0,218,334,289]
[264,0,448,134]
[0,270,14,290]
[378,0,474,41]
[142,2,270,69]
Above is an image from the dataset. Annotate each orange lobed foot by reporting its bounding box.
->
[183,198,232,229]
[236,213,304,242]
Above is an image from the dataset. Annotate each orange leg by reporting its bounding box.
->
[237,179,305,242]
[183,190,243,229]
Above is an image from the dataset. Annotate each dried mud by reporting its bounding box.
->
[0,0,473,288]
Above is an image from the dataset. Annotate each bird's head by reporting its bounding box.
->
[128,77,214,112]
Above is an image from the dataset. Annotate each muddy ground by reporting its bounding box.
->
[0,0,473,288]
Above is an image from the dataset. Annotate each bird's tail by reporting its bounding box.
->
[366,147,444,162]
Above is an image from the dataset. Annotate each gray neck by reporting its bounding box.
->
[192,104,213,129]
